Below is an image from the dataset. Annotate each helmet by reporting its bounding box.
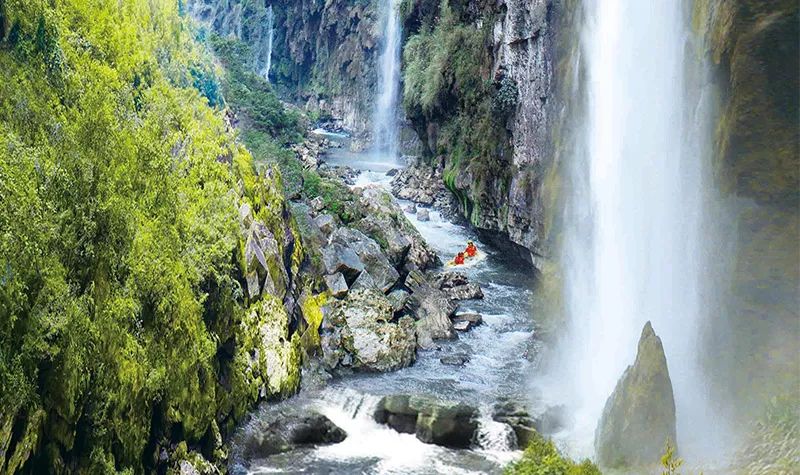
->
[467,240,474,245]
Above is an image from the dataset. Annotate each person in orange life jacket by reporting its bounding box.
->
[453,252,465,265]
[465,240,478,258]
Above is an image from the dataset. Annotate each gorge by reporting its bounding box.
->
[0,0,797,474]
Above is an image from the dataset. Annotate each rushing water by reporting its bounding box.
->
[546,0,727,462]
[230,135,539,474]
[372,0,402,159]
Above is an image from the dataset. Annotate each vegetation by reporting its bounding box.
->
[0,0,308,472]
[505,434,601,475]
[734,395,800,474]
[402,0,513,227]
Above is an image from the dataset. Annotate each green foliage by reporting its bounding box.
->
[506,434,602,475]
[301,170,363,224]
[402,0,512,225]
[0,0,302,472]
[209,34,302,144]
[660,441,683,475]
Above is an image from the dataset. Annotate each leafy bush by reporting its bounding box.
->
[505,435,601,475]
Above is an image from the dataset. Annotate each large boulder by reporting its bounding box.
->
[239,412,346,458]
[374,395,479,449]
[595,321,677,468]
[321,243,364,283]
[433,271,484,301]
[330,227,400,292]
[320,289,416,372]
[355,186,439,271]
[405,272,457,348]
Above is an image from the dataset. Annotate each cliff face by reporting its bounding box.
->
[401,0,562,268]
[693,0,799,416]
[187,0,380,134]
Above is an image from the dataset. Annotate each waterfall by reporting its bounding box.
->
[551,0,728,461]
[262,5,274,82]
[373,0,402,161]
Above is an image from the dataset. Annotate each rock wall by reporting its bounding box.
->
[187,0,381,134]
[400,0,564,269]
[693,0,799,416]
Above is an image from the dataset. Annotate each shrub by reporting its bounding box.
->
[506,434,601,475]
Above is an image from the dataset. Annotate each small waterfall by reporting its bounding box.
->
[372,0,402,160]
[551,0,726,461]
[262,5,274,82]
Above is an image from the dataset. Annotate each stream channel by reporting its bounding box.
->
[231,132,541,474]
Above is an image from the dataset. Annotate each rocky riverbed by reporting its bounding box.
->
[227,131,550,474]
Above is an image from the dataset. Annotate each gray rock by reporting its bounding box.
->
[321,243,364,283]
[440,353,470,366]
[416,208,430,221]
[408,284,457,349]
[387,289,411,314]
[324,273,348,298]
[349,270,378,292]
[445,283,484,301]
[595,321,677,468]
[374,395,479,449]
[405,204,417,214]
[314,214,336,236]
[330,227,400,292]
[492,399,539,448]
[240,412,346,459]
[310,196,325,212]
[320,289,417,372]
[452,313,483,331]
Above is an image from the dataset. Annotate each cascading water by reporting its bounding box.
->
[372,0,402,161]
[548,0,728,462]
[261,5,274,81]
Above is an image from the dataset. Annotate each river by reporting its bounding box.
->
[229,135,539,474]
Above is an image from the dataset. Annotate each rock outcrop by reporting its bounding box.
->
[238,412,346,458]
[374,395,479,449]
[594,322,677,468]
[320,289,417,372]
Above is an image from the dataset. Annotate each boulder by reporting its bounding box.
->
[349,270,377,292]
[433,272,484,301]
[355,186,439,271]
[314,214,336,236]
[374,395,479,449]
[320,289,416,372]
[452,313,483,332]
[492,399,538,447]
[324,273,348,298]
[416,208,430,222]
[240,412,346,458]
[408,284,457,349]
[321,243,364,283]
[595,321,677,468]
[330,227,400,292]
[387,289,411,314]
[440,353,470,366]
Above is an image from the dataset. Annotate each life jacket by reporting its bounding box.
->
[466,245,477,257]
[454,254,465,265]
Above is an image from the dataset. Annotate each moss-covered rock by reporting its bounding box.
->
[595,322,677,468]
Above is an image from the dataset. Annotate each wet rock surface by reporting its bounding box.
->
[239,412,346,459]
[374,395,479,449]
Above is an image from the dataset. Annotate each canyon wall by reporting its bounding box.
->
[187,0,381,133]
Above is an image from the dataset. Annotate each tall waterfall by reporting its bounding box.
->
[373,0,402,160]
[551,0,729,461]
[262,5,274,81]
